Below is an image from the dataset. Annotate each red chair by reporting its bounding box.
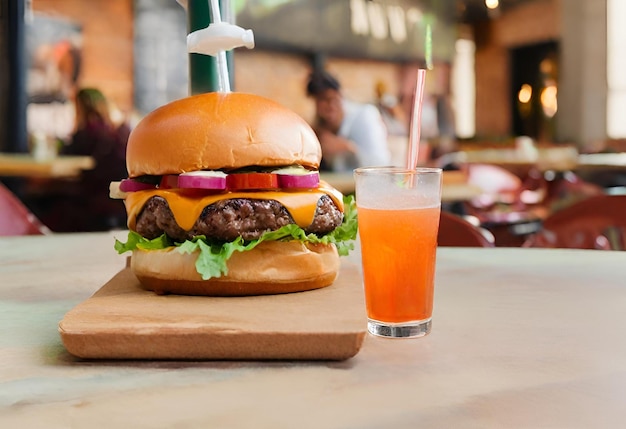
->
[438,211,495,247]
[466,163,524,208]
[524,194,626,250]
[0,182,50,236]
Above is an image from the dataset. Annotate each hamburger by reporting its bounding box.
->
[111,91,357,296]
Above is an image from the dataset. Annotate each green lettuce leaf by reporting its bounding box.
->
[115,195,358,280]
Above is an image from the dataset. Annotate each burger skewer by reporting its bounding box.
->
[208,0,230,92]
[185,0,254,93]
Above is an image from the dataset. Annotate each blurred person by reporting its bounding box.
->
[374,81,408,137]
[306,71,391,172]
[54,88,130,231]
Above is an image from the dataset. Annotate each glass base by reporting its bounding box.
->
[367,318,431,338]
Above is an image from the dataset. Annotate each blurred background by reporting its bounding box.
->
[4,0,617,151]
[2,0,626,248]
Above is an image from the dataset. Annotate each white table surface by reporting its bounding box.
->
[2,232,626,428]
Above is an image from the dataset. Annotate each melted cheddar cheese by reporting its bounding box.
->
[125,181,344,231]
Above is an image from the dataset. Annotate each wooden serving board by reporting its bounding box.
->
[59,264,367,361]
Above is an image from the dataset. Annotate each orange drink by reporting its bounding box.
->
[354,167,442,338]
[358,206,440,323]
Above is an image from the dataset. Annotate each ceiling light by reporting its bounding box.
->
[485,0,499,10]
[518,84,532,104]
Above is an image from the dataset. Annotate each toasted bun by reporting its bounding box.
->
[130,241,340,296]
[126,92,321,177]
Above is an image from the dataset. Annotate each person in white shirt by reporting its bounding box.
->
[306,71,391,172]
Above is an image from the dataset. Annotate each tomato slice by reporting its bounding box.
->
[159,175,179,189]
[226,172,279,190]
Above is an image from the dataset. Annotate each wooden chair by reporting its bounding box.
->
[0,182,50,236]
[523,194,626,250]
[438,211,495,247]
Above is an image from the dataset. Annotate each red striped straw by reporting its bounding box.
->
[406,69,427,170]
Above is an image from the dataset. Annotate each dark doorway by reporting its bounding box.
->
[510,41,559,141]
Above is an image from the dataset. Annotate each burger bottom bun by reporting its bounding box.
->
[131,241,340,296]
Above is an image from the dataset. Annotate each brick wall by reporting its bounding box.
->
[234,50,315,121]
[32,0,134,112]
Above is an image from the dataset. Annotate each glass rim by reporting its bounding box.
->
[353,166,442,176]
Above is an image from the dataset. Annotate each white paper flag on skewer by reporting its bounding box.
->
[185,0,255,92]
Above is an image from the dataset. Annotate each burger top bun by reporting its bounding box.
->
[126,92,322,177]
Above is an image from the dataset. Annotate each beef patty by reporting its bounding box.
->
[134,195,343,242]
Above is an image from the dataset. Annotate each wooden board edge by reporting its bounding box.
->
[58,325,366,361]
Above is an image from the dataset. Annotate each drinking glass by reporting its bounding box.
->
[354,167,442,338]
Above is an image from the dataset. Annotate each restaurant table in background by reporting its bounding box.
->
[445,147,626,177]
[450,146,626,179]
[574,153,626,190]
[0,153,95,178]
[2,232,626,428]
[576,152,626,171]
[321,171,483,202]
[449,145,580,177]
[441,146,614,246]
